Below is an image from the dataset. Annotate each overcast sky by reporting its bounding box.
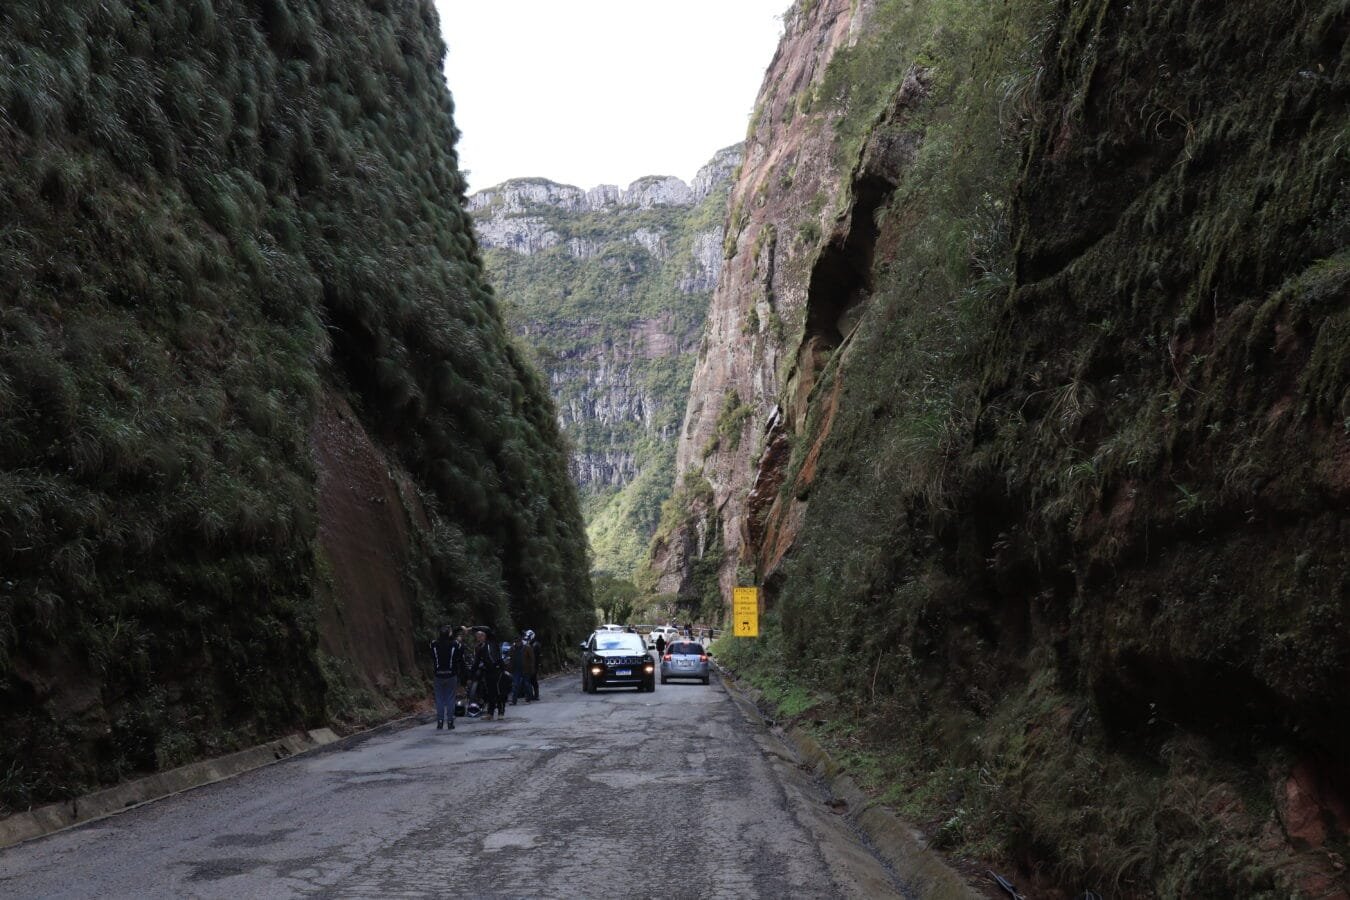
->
[434,0,788,193]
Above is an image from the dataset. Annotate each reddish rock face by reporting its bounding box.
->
[665,0,869,601]
[1277,759,1350,851]
[756,365,844,583]
[312,392,423,702]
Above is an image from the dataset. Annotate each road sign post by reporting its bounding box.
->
[732,587,759,637]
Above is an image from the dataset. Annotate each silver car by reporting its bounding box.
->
[660,640,710,685]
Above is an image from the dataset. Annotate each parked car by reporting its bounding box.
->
[660,641,710,685]
[581,631,656,692]
[597,623,626,632]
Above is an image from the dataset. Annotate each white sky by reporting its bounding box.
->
[434,0,788,193]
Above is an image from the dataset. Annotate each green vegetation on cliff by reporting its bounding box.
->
[0,0,590,813]
[724,0,1348,893]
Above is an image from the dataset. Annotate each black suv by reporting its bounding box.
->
[581,631,655,692]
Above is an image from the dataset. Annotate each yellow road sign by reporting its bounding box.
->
[732,586,759,637]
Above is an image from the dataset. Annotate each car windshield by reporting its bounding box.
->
[595,634,646,652]
[669,643,703,655]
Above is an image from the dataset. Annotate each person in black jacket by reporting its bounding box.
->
[429,626,466,730]
[472,628,503,721]
[508,637,528,706]
[525,629,542,701]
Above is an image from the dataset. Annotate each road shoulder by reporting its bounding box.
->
[717,666,982,900]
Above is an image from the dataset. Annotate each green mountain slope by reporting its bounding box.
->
[0,0,590,812]
[469,148,740,580]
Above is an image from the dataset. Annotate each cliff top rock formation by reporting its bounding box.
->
[469,147,741,221]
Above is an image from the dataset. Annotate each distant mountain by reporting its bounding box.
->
[470,146,741,578]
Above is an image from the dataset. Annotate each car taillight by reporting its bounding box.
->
[700,654,708,662]
[663,654,671,661]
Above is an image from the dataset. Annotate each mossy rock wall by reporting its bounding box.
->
[0,0,591,812]
[731,0,1348,892]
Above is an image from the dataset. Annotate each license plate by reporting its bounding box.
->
[615,669,631,676]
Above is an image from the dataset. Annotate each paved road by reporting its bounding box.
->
[0,665,908,899]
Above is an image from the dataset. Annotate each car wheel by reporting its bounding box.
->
[660,676,668,685]
[702,676,710,685]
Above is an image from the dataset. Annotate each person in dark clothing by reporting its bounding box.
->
[497,642,514,714]
[654,634,666,656]
[523,632,538,701]
[508,636,535,705]
[472,629,503,721]
[525,629,542,701]
[429,626,466,730]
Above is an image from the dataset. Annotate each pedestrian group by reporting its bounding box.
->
[428,625,541,730]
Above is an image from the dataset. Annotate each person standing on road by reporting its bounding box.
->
[429,626,466,731]
[525,629,542,701]
[473,629,503,721]
[654,633,666,656]
[508,635,535,705]
[497,642,514,716]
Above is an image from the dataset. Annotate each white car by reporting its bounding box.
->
[648,625,680,648]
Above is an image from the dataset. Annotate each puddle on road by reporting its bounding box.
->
[213,827,298,848]
[481,828,540,852]
[186,857,263,882]
[502,742,567,752]
[586,769,722,790]
[344,772,413,785]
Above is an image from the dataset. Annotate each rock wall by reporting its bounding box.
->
[689,0,1350,892]
[662,0,872,604]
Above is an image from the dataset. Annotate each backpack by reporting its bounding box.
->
[431,638,459,677]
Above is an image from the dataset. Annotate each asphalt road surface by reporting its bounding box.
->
[0,664,909,899]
